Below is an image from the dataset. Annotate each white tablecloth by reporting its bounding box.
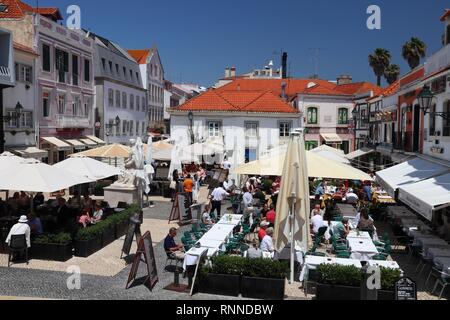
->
[414,237,448,252]
[300,256,362,282]
[347,231,372,240]
[201,224,236,241]
[367,260,401,270]
[218,214,243,225]
[348,238,379,261]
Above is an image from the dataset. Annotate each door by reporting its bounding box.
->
[245,148,257,163]
[413,104,420,152]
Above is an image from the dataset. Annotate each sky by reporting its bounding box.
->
[35,0,449,87]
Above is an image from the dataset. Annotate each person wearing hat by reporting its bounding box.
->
[6,215,31,248]
[258,221,270,242]
[260,227,274,253]
[345,188,359,205]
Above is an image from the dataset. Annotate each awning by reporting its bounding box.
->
[345,148,375,160]
[321,133,342,143]
[398,173,450,221]
[86,135,106,146]
[13,147,48,159]
[65,140,86,150]
[79,139,97,147]
[376,157,450,198]
[391,152,413,164]
[41,137,71,151]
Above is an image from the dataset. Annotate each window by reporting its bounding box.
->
[72,96,81,116]
[279,121,292,137]
[42,92,50,118]
[115,64,119,75]
[123,67,126,78]
[245,148,257,163]
[15,63,33,83]
[130,121,134,135]
[55,48,69,83]
[305,141,318,151]
[444,101,450,137]
[307,107,318,124]
[115,119,121,137]
[130,70,133,80]
[136,122,140,135]
[122,92,127,109]
[208,121,221,137]
[84,59,91,82]
[7,111,33,129]
[122,120,127,135]
[116,91,121,108]
[430,104,436,136]
[142,98,146,112]
[84,99,90,117]
[142,121,146,135]
[245,122,259,137]
[108,89,114,107]
[72,55,79,86]
[42,44,51,72]
[6,110,18,128]
[58,95,66,114]
[109,61,113,73]
[338,108,349,125]
[130,94,134,110]
[136,96,140,111]
[136,72,140,83]
[101,58,106,70]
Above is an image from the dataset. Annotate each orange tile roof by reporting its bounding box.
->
[334,82,383,96]
[440,9,450,21]
[127,49,152,64]
[13,41,38,55]
[400,67,425,87]
[174,89,298,114]
[381,81,400,97]
[0,0,62,20]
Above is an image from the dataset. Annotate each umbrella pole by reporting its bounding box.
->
[290,199,295,284]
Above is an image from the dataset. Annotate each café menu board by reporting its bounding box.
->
[395,277,417,301]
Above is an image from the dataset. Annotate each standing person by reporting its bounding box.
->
[171,169,180,202]
[315,182,325,202]
[210,184,229,220]
[28,212,43,237]
[242,187,253,209]
[33,192,45,210]
[5,215,31,249]
[183,174,194,206]
[222,157,232,171]
[363,182,373,202]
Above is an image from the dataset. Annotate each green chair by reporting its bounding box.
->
[336,251,352,259]
[372,254,388,261]
[305,251,327,257]
[331,235,348,253]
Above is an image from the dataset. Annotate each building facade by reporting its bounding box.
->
[90,33,148,145]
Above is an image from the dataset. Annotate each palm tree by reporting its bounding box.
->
[402,37,427,70]
[369,48,391,86]
[384,64,401,85]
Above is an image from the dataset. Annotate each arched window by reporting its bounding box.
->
[338,108,349,125]
[307,107,318,124]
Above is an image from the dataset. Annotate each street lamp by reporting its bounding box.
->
[418,85,447,120]
[188,111,194,144]
[105,116,121,143]
[0,101,24,153]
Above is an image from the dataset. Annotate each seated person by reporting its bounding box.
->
[33,192,45,209]
[78,209,92,228]
[311,209,324,235]
[265,205,276,227]
[92,203,104,223]
[332,218,350,239]
[253,188,266,204]
[357,209,374,232]
[27,212,43,236]
[242,187,254,209]
[310,203,324,219]
[6,215,31,249]
[258,221,270,241]
[260,228,274,253]
[82,194,93,213]
[345,188,359,205]
[164,227,185,260]
[260,203,270,218]
[7,192,20,215]
[69,191,82,208]
[246,241,263,259]
[202,204,215,225]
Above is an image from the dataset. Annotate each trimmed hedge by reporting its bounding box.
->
[33,232,72,245]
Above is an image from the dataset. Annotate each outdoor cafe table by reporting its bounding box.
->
[300,256,362,282]
[347,231,372,240]
[434,256,450,272]
[367,260,402,271]
[217,214,243,225]
[347,237,379,261]
[415,237,449,253]
[336,204,358,219]
[200,224,236,242]
[426,247,450,261]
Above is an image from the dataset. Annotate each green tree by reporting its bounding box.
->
[384,64,401,85]
[402,37,427,70]
[369,48,391,86]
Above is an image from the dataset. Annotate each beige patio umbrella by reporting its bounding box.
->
[69,144,131,159]
[273,130,311,284]
[233,151,373,181]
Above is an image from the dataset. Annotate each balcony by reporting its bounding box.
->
[56,115,91,129]
[0,28,14,87]
[425,44,450,76]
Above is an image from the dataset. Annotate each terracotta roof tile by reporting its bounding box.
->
[440,9,450,21]
[0,0,61,20]
[174,89,298,114]
[13,41,38,55]
[127,49,152,64]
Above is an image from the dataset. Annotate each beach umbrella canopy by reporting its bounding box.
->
[70,144,131,159]
[233,151,372,181]
[53,157,123,181]
[0,159,92,193]
[0,151,25,168]
[274,131,311,283]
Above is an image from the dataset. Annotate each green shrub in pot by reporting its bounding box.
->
[380,267,402,291]
[33,232,72,245]
[242,258,289,279]
[317,264,363,287]
[205,255,246,276]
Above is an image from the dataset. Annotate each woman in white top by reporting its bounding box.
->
[202,204,214,225]
[92,203,104,223]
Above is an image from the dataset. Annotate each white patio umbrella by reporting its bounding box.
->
[0,151,24,167]
[53,157,123,181]
[168,145,183,180]
[274,130,311,284]
[0,159,92,193]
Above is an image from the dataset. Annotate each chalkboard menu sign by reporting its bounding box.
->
[126,231,158,291]
[395,277,417,301]
[121,217,142,258]
[168,193,191,224]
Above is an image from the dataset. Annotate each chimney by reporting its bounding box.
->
[337,75,353,85]
[225,67,231,78]
[281,52,288,79]
[230,67,236,78]
[281,82,287,100]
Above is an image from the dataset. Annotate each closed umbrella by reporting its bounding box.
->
[273,130,311,284]
[168,145,182,180]
[53,157,122,181]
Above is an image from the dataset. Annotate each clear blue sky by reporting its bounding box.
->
[36,0,448,87]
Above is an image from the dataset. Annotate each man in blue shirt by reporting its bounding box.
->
[363,184,372,202]
[164,227,185,260]
[315,183,325,201]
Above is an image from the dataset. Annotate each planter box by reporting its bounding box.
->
[378,290,395,301]
[198,274,240,297]
[102,226,115,247]
[31,243,73,262]
[114,221,129,239]
[316,283,361,300]
[74,237,102,258]
[241,276,285,300]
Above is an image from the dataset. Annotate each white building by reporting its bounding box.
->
[89,32,148,144]
[128,48,165,132]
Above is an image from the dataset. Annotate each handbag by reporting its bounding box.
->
[169,181,176,190]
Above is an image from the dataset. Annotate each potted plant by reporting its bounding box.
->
[378,267,402,300]
[99,218,115,247]
[241,258,288,300]
[198,255,243,297]
[73,224,103,258]
[32,233,73,262]
[316,264,363,300]
[111,205,138,239]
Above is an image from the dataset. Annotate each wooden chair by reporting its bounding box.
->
[8,234,28,267]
